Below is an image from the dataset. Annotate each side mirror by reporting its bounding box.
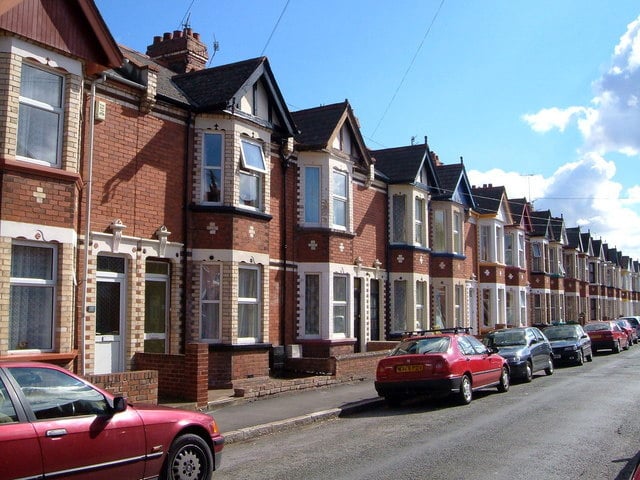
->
[487,346,500,354]
[111,396,127,414]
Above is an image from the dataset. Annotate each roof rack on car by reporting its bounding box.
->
[402,327,472,337]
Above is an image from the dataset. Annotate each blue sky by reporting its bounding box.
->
[95,0,640,260]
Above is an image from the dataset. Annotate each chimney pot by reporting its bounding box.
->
[194,32,200,40]
[174,30,182,38]
[163,32,172,40]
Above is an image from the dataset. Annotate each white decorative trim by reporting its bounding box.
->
[0,220,76,244]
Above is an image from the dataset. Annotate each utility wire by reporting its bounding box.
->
[261,0,290,56]
[371,0,446,138]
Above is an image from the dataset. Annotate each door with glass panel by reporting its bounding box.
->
[144,261,169,353]
[95,256,126,374]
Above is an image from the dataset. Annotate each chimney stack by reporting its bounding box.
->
[146,28,208,74]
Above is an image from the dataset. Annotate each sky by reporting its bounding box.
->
[95,0,640,261]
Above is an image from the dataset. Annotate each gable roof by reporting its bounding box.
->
[291,100,372,171]
[371,143,439,188]
[531,210,552,238]
[433,162,476,209]
[550,216,566,244]
[566,227,584,251]
[0,0,123,73]
[172,56,297,136]
[508,198,533,231]
[471,185,505,214]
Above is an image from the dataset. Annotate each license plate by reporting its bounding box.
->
[396,364,423,373]
[590,334,602,339]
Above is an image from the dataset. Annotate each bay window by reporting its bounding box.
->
[392,194,406,243]
[202,133,223,203]
[304,167,320,224]
[17,63,64,166]
[332,170,348,229]
[433,210,445,251]
[10,243,56,350]
[453,211,462,254]
[239,139,266,209]
[415,197,425,246]
[200,265,221,341]
[393,280,407,333]
[305,274,320,335]
[332,275,348,336]
[416,281,426,330]
[238,266,261,342]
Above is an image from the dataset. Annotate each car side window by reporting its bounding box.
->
[466,335,489,355]
[0,378,18,424]
[7,367,110,420]
[457,337,476,356]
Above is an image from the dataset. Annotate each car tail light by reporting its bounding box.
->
[433,358,449,374]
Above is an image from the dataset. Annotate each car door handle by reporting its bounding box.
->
[46,429,68,437]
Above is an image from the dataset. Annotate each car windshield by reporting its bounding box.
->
[544,327,579,340]
[391,336,451,356]
[490,330,527,346]
[624,318,639,327]
[584,323,609,332]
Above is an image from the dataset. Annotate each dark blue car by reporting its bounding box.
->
[483,327,554,382]
[543,324,593,365]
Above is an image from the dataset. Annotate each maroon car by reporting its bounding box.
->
[584,321,629,353]
[0,362,223,479]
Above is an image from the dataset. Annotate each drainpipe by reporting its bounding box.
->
[80,74,106,375]
[182,111,194,353]
[278,140,293,353]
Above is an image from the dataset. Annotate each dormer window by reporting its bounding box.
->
[17,63,64,167]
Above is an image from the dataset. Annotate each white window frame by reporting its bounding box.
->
[304,273,321,337]
[17,63,64,167]
[202,132,223,204]
[453,211,462,254]
[9,241,57,352]
[392,194,407,243]
[332,274,349,337]
[480,225,491,262]
[415,281,426,330]
[144,260,170,352]
[304,166,321,224]
[240,139,266,173]
[414,197,425,246]
[238,265,261,344]
[200,264,221,342]
[433,210,446,251]
[332,170,348,230]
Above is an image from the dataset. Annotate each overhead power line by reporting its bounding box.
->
[371,0,446,138]
[261,0,291,56]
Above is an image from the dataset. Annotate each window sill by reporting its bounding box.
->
[1,350,78,364]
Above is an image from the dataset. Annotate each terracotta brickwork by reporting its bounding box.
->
[86,369,158,405]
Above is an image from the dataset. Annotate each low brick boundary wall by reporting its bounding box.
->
[134,343,209,407]
[86,370,158,404]
[283,351,388,381]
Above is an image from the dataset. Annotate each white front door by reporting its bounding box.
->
[95,257,126,374]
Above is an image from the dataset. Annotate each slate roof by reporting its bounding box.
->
[550,216,565,243]
[531,210,552,237]
[172,57,265,111]
[371,144,437,186]
[508,198,528,227]
[471,185,505,215]
[566,226,583,250]
[292,102,348,149]
[117,45,190,105]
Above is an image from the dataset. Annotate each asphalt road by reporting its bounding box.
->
[214,346,640,480]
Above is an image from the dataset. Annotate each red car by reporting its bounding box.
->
[614,318,638,346]
[583,321,629,353]
[0,362,223,479]
[375,328,510,406]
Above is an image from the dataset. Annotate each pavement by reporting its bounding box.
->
[204,379,384,444]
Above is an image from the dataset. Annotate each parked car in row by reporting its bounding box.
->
[542,323,593,365]
[584,321,630,353]
[0,362,224,480]
[482,327,554,382]
[615,318,638,346]
[375,328,510,406]
[621,316,640,339]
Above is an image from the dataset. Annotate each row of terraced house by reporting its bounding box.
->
[1,1,639,399]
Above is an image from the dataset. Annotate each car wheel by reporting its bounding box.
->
[524,361,533,383]
[576,350,584,366]
[163,433,213,480]
[497,367,509,393]
[457,375,472,405]
[545,356,554,375]
[614,340,621,353]
[586,351,593,362]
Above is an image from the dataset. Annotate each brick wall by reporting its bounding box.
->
[86,369,158,404]
[285,351,387,379]
[134,343,209,407]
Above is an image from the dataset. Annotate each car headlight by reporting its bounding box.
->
[564,346,578,351]
[508,355,521,363]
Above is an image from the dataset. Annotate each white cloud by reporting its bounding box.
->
[522,16,640,157]
[522,106,588,133]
